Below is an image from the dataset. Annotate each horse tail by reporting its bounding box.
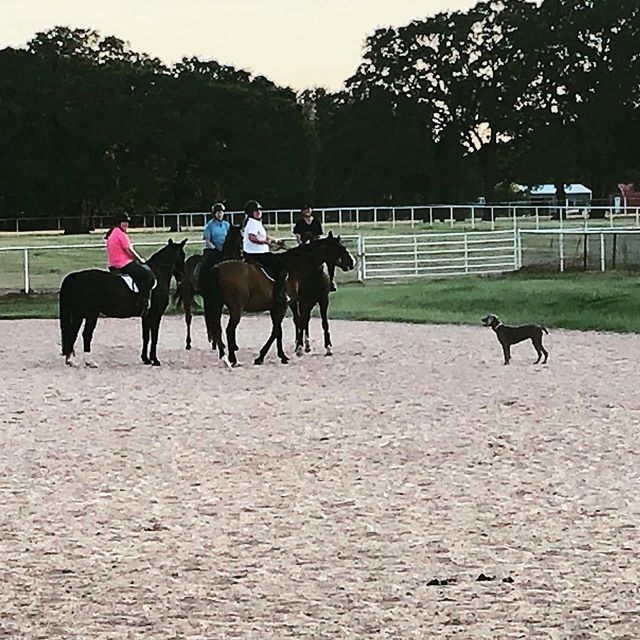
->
[59,274,77,357]
[200,266,221,344]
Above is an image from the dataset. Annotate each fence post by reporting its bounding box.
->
[410,207,415,228]
[414,236,419,275]
[491,206,495,231]
[471,206,476,230]
[464,234,469,274]
[373,207,378,226]
[23,248,30,294]
[359,235,366,281]
[449,206,454,228]
[517,229,523,269]
[392,207,396,228]
[600,233,605,272]
[429,207,433,225]
[559,229,565,273]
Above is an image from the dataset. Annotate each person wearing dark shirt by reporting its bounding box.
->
[292,205,336,292]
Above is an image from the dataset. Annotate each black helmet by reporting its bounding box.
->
[212,202,225,214]
[243,200,262,216]
[115,211,131,225]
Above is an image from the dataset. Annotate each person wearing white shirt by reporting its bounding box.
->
[242,200,288,304]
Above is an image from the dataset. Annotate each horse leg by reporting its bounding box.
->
[81,314,99,368]
[184,293,193,351]
[302,303,313,353]
[225,313,241,367]
[149,315,162,366]
[213,304,228,362]
[256,306,288,365]
[319,297,332,356]
[290,302,304,356]
[64,315,84,367]
[141,317,151,365]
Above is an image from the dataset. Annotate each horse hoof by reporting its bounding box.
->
[231,361,242,368]
[325,349,333,357]
[65,358,76,367]
[253,358,264,365]
[152,360,161,367]
[280,357,289,364]
[221,355,232,368]
[304,344,311,353]
[295,347,303,357]
[142,359,151,365]
[186,344,191,351]
[84,360,98,368]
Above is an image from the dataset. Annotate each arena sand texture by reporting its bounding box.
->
[1,316,638,639]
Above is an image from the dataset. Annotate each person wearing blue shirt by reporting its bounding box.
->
[202,202,230,269]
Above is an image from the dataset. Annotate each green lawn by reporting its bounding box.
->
[3,272,640,333]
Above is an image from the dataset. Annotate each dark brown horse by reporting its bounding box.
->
[59,239,187,367]
[174,225,243,350]
[200,232,354,367]
[291,250,355,357]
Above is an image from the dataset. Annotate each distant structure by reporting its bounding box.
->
[617,183,640,207]
[529,184,592,208]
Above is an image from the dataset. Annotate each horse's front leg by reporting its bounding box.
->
[185,296,193,351]
[141,318,151,364]
[148,315,163,366]
[319,298,332,356]
[290,302,304,356]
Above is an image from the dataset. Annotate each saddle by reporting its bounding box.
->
[109,268,157,293]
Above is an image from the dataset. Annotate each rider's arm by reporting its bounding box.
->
[128,244,146,262]
[295,233,303,245]
[248,233,270,245]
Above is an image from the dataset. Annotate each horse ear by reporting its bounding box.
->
[181,238,188,246]
[328,230,334,238]
[168,238,174,245]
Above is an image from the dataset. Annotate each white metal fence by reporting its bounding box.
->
[4,203,640,234]
[0,231,521,293]
[518,228,640,273]
[360,231,517,280]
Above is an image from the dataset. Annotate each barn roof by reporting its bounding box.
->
[530,183,592,196]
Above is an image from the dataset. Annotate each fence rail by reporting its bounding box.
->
[3,203,640,234]
[0,231,520,293]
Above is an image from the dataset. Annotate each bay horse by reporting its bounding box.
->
[291,250,355,357]
[59,238,187,367]
[200,232,354,367]
[174,224,243,350]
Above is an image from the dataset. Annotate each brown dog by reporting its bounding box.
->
[482,314,549,365]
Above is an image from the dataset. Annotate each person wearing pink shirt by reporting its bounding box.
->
[105,212,155,316]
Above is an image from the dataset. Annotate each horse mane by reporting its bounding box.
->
[283,236,338,259]
[147,239,186,268]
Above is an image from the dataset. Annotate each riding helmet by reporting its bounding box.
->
[116,211,131,225]
[243,200,262,216]
[212,202,226,214]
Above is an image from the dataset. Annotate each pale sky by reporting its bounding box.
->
[3,0,478,91]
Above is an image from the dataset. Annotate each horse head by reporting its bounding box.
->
[324,231,355,272]
[222,225,243,260]
[152,237,187,283]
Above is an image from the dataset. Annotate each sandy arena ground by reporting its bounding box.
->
[0,315,639,639]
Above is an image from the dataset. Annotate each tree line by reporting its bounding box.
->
[1,0,639,223]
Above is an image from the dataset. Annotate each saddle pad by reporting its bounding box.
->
[120,274,139,293]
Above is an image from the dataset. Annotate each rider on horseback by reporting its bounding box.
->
[293,204,337,292]
[242,200,288,305]
[105,212,156,316]
[202,202,230,270]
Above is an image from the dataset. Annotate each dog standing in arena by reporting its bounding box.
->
[482,314,549,365]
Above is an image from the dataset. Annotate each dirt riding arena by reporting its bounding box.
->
[1,315,638,638]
